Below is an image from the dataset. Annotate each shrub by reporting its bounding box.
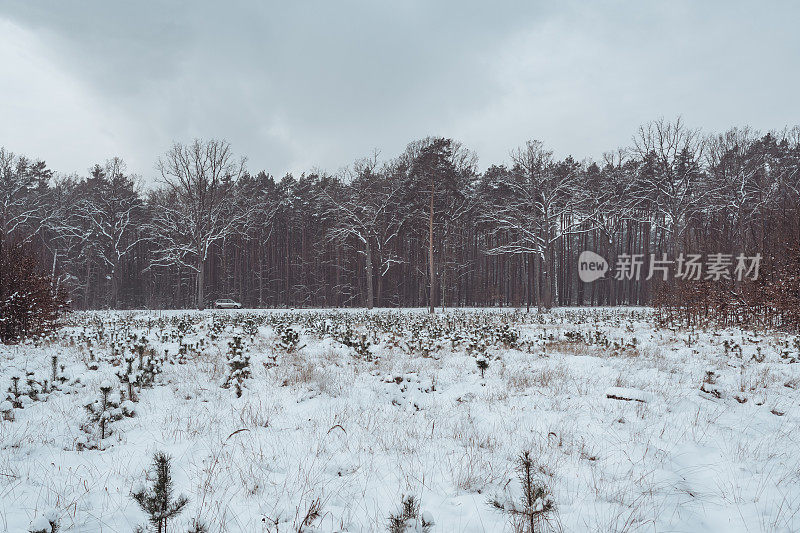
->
[80,380,134,449]
[275,324,302,353]
[388,495,433,533]
[223,335,250,397]
[0,242,68,343]
[27,509,60,533]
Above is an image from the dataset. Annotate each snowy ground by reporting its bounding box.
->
[1,307,800,532]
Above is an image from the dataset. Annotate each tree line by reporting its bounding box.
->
[1,118,799,315]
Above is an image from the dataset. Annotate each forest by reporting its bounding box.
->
[1,118,799,319]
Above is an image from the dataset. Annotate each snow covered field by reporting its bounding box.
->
[2,307,799,532]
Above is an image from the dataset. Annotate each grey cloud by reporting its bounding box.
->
[1,1,798,181]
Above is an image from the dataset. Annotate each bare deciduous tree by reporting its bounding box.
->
[326,151,408,309]
[0,148,52,250]
[149,139,247,309]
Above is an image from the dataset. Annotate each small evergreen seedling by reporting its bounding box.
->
[275,325,303,353]
[352,333,373,361]
[81,380,134,448]
[223,335,251,397]
[0,400,13,421]
[27,509,60,533]
[6,371,23,408]
[388,495,433,533]
[87,381,114,441]
[132,336,150,368]
[49,355,67,392]
[476,358,489,378]
[116,354,140,402]
[242,318,259,338]
[187,519,209,533]
[490,451,555,533]
[132,452,189,533]
[496,323,520,348]
[25,370,41,401]
[138,352,164,389]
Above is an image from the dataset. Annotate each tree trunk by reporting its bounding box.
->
[526,254,532,312]
[84,260,91,309]
[428,176,435,314]
[111,267,119,309]
[197,259,205,310]
[365,238,374,309]
[541,261,553,310]
[376,263,384,307]
[258,252,264,307]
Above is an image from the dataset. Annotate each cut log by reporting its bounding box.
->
[605,387,653,403]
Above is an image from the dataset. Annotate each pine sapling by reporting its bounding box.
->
[476,358,489,379]
[81,380,134,448]
[27,509,60,533]
[275,325,304,353]
[388,495,434,533]
[90,381,113,441]
[496,323,520,349]
[133,337,149,369]
[1,400,13,421]
[490,451,555,533]
[50,355,67,392]
[25,370,40,401]
[116,354,140,402]
[223,335,251,397]
[352,333,373,361]
[7,371,23,408]
[187,519,209,533]
[138,352,164,390]
[132,452,189,533]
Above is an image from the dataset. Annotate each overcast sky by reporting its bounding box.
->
[1,1,798,182]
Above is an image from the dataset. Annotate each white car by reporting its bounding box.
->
[213,298,242,309]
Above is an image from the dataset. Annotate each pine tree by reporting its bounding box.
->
[490,451,555,533]
[476,358,489,378]
[81,380,134,449]
[387,495,433,533]
[132,452,189,533]
[116,353,140,402]
[223,335,250,397]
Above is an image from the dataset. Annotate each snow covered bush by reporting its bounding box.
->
[276,327,300,353]
[6,370,24,408]
[49,355,68,392]
[27,509,60,533]
[79,380,134,449]
[496,323,520,348]
[275,324,303,353]
[388,495,434,533]
[223,335,251,397]
[139,351,165,389]
[0,399,13,421]
[334,324,373,360]
[187,519,209,533]
[116,353,140,402]
[0,242,68,343]
[3,368,56,409]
